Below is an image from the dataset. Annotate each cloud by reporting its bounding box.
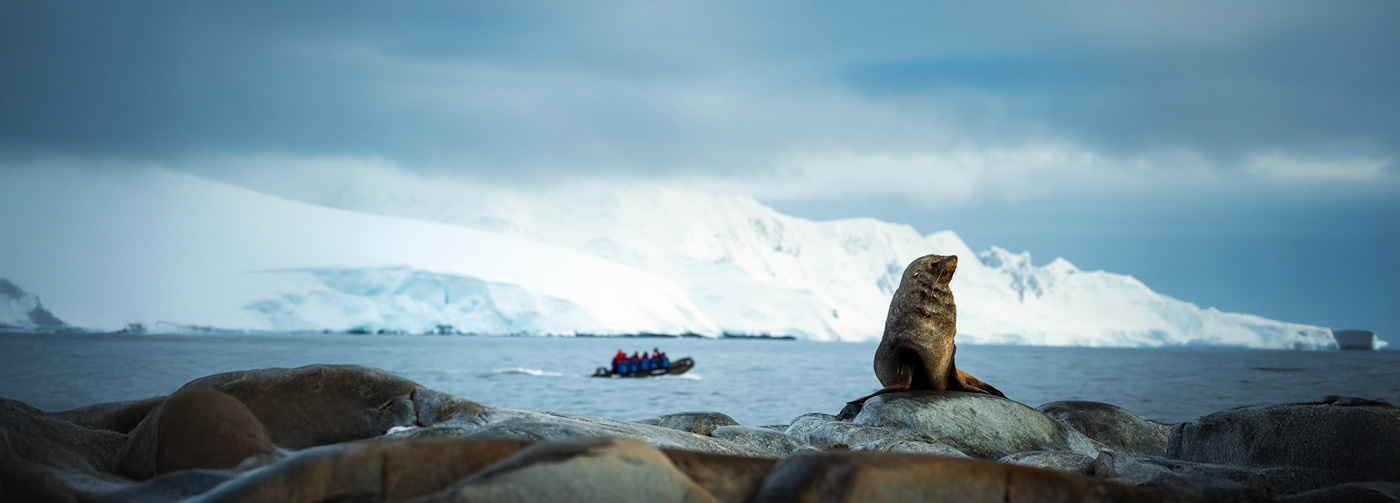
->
[1245,153,1392,182]
[2,1,1398,206]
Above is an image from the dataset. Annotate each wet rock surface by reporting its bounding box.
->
[3,364,1397,503]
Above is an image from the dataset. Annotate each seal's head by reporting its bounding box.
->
[903,254,957,293]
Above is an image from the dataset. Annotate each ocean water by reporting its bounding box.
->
[1,333,1397,426]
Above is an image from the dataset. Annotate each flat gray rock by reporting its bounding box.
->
[711,425,815,457]
[853,390,1102,459]
[803,421,921,450]
[782,413,837,441]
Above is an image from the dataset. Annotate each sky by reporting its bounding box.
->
[2,1,1398,341]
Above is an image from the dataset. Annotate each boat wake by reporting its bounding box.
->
[489,367,567,377]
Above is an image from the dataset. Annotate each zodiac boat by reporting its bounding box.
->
[592,357,695,378]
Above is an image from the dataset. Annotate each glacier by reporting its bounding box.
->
[0,165,1350,348]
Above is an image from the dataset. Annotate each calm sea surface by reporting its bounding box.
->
[2,333,1397,426]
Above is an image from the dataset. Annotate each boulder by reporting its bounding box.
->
[782,413,838,443]
[389,407,767,457]
[53,396,166,434]
[656,411,739,436]
[191,437,533,503]
[711,425,816,457]
[174,364,486,450]
[851,438,970,457]
[660,449,778,503]
[751,449,1170,503]
[1276,481,1400,503]
[803,421,922,450]
[0,398,127,500]
[1167,398,1400,487]
[853,390,1102,459]
[119,389,275,479]
[1000,451,1117,478]
[1114,456,1306,501]
[1037,401,1169,456]
[428,437,720,502]
[90,469,235,503]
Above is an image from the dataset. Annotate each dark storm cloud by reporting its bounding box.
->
[2,1,1398,179]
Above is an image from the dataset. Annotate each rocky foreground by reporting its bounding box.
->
[2,365,1397,502]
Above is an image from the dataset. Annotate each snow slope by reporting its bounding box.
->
[213,165,1342,348]
[0,168,715,334]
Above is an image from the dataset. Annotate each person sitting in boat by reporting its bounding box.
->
[641,351,653,371]
[630,351,640,374]
[656,349,669,369]
[612,350,626,374]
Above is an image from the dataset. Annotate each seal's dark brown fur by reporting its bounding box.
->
[851,254,1003,404]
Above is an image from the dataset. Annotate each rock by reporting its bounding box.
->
[0,398,127,500]
[836,401,862,421]
[783,413,838,443]
[656,411,739,436]
[1116,456,1307,501]
[1037,401,1169,457]
[751,449,1170,502]
[758,424,789,433]
[174,364,486,450]
[1000,451,1117,478]
[851,438,970,457]
[661,449,778,503]
[1167,398,1400,487]
[119,389,275,479]
[53,396,165,434]
[711,425,816,457]
[427,437,720,502]
[193,437,533,503]
[92,469,236,503]
[1277,481,1400,503]
[392,407,767,457]
[853,390,1102,459]
[631,417,662,426]
[804,421,922,450]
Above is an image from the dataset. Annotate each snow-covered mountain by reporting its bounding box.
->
[0,168,714,335]
[0,166,1345,348]
[207,165,1340,349]
[0,279,68,331]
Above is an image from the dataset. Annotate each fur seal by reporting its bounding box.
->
[850,254,1004,404]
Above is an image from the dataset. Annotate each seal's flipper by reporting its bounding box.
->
[847,364,913,405]
[954,368,1006,398]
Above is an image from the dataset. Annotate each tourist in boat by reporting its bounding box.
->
[658,350,670,369]
[611,350,625,374]
[630,351,640,374]
[640,351,652,371]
